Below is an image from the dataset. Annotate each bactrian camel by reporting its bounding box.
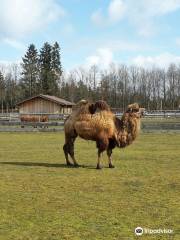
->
[63,100,143,169]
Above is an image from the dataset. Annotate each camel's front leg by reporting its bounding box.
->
[63,143,73,166]
[107,148,115,168]
[97,149,103,169]
[96,138,109,169]
[63,132,78,167]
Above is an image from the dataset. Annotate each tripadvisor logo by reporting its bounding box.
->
[135,227,143,236]
[135,226,173,236]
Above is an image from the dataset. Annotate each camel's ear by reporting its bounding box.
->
[127,103,140,113]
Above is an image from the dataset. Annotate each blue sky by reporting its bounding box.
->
[1,0,180,70]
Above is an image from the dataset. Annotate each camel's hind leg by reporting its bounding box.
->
[97,149,103,169]
[63,143,73,166]
[107,148,114,168]
[63,131,78,167]
[107,139,116,168]
[68,137,79,167]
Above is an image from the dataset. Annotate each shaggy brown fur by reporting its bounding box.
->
[94,100,110,112]
[63,100,143,169]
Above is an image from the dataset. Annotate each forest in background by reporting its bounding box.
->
[0,42,180,111]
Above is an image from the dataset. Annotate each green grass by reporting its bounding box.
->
[142,117,180,123]
[0,132,179,240]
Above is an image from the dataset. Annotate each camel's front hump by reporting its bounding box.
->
[75,113,116,140]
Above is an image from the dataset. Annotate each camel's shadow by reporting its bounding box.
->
[0,161,96,169]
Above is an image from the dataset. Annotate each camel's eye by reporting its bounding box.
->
[133,109,139,113]
[127,108,132,113]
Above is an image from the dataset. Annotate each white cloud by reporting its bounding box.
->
[127,0,180,36]
[91,0,126,26]
[175,37,180,46]
[103,40,145,52]
[91,0,180,36]
[131,53,180,68]
[91,9,104,26]
[2,38,25,50]
[86,51,180,70]
[138,0,180,16]
[108,0,126,23]
[86,48,114,68]
[62,23,75,35]
[0,0,66,39]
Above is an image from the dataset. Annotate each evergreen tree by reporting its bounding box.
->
[51,42,62,95]
[39,42,53,94]
[21,44,39,97]
[39,42,62,95]
[51,42,62,77]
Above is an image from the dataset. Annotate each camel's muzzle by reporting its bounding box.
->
[139,108,145,117]
[120,142,126,148]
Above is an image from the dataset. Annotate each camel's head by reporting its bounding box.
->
[117,129,128,148]
[120,103,144,132]
[73,99,94,114]
[126,103,144,118]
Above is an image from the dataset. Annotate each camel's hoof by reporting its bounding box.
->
[74,163,80,168]
[96,164,102,170]
[109,164,115,168]
[66,162,73,166]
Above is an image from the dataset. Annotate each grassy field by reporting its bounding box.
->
[0,132,179,240]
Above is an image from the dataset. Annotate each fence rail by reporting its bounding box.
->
[0,121,64,126]
[0,110,180,122]
[114,110,180,118]
[0,113,69,121]
[0,120,64,132]
[0,120,180,132]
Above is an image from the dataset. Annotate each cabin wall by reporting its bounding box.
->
[19,97,72,114]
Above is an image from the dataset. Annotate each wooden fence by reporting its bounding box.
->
[0,120,64,132]
[0,111,180,132]
[0,113,69,121]
[0,119,179,132]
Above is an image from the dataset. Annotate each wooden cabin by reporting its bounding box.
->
[17,94,74,121]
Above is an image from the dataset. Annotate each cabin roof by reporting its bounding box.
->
[17,94,75,106]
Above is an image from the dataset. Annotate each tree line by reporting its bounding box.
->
[60,64,180,110]
[0,42,180,112]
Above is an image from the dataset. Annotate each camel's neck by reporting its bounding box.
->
[121,114,141,145]
[127,118,140,142]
